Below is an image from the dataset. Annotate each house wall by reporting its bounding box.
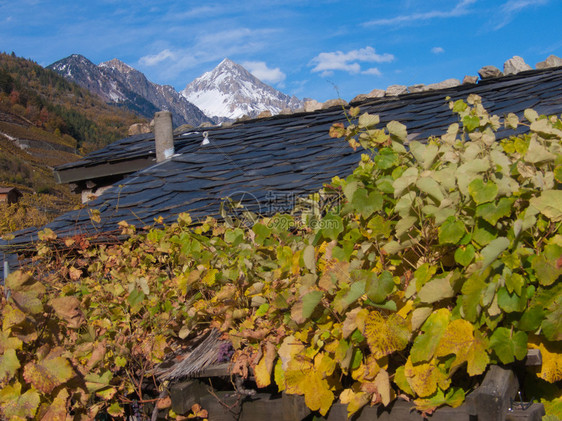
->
[0,191,20,204]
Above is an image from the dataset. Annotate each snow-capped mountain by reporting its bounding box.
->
[48,54,212,127]
[182,58,303,121]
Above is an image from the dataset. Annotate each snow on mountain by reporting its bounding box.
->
[48,55,212,127]
[182,58,303,121]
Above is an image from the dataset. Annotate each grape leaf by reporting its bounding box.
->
[410,309,450,363]
[438,217,465,245]
[0,382,40,419]
[364,311,410,359]
[284,359,334,416]
[468,179,498,204]
[490,328,528,364]
[435,319,489,376]
[0,348,20,381]
[23,353,74,394]
[40,389,69,421]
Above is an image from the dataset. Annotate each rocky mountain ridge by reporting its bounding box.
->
[48,55,212,127]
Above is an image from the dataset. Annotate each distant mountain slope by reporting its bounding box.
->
[182,58,303,121]
[0,52,144,228]
[48,54,213,127]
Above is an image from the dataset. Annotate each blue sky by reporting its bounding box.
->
[1,0,561,102]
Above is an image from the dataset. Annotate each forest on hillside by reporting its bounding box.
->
[0,52,147,234]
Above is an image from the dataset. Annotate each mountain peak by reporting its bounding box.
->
[99,58,135,73]
[181,58,303,121]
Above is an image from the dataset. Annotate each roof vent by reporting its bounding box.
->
[202,131,210,146]
[154,111,174,162]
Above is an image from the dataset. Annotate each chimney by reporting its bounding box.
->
[154,111,174,162]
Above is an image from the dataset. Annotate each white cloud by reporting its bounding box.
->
[364,0,477,26]
[136,27,279,85]
[361,67,382,76]
[139,49,176,66]
[242,61,286,84]
[431,46,445,54]
[310,47,394,76]
[495,0,549,29]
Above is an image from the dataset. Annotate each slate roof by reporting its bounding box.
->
[2,66,562,252]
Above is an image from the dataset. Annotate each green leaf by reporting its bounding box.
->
[418,276,455,304]
[358,112,379,128]
[438,216,465,245]
[476,197,514,225]
[0,348,20,381]
[85,371,113,393]
[541,304,562,341]
[127,288,145,307]
[321,213,343,240]
[352,188,383,218]
[463,114,480,131]
[530,190,562,222]
[497,287,526,313]
[252,223,272,245]
[454,245,475,266]
[416,177,444,203]
[524,136,557,163]
[333,280,366,314]
[366,271,395,304]
[410,309,450,363]
[23,354,74,394]
[303,245,316,273]
[0,382,40,419]
[490,328,528,364]
[387,120,407,142]
[374,148,399,170]
[409,142,438,170]
[481,237,510,270]
[472,219,498,246]
[532,254,562,286]
[468,179,498,204]
[301,291,323,320]
[518,305,546,332]
[461,271,488,322]
[524,108,539,123]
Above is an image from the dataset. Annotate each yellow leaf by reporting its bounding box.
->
[352,354,382,382]
[530,339,562,383]
[274,359,286,392]
[278,335,305,370]
[373,369,393,406]
[435,319,489,376]
[340,386,369,417]
[284,358,334,416]
[364,311,410,358]
[254,342,277,388]
[397,299,414,319]
[40,389,69,421]
[303,371,335,416]
[404,357,439,398]
[314,352,336,378]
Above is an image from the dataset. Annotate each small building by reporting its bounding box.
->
[0,187,23,204]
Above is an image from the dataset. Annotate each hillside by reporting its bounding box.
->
[0,52,146,233]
